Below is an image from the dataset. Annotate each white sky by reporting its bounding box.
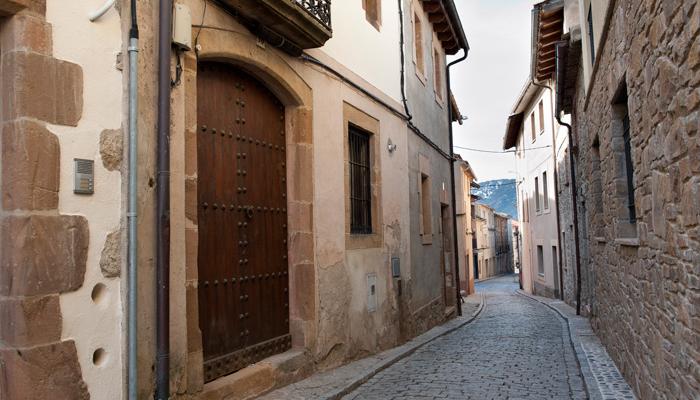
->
[449,0,534,182]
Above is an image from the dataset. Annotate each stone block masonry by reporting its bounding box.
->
[571,0,700,398]
[0,1,90,398]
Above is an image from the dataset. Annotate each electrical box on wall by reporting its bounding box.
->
[391,257,400,278]
[367,273,377,312]
[172,3,192,50]
[74,159,94,194]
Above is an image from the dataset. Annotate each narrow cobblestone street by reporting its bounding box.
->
[343,275,587,400]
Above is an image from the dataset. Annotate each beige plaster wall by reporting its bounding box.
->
[297,62,411,366]
[47,0,124,398]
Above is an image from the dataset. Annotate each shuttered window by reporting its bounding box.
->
[349,126,372,234]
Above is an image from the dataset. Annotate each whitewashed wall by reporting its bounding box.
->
[321,0,402,102]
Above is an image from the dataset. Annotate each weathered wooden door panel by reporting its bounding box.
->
[197,62,290,383]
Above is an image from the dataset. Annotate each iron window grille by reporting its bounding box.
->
[622,111,636,223]
[349,125,372,234]
[294,0,332,30]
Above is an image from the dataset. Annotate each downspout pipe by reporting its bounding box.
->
[447,47,468,316]
[397,0,413,121]
[127,0,139,398]
[556,115,582,315]
[156,0,172,398]
[554,40,584,316]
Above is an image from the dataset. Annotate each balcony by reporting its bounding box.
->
[294,0,331,29]
[220,0,332,53]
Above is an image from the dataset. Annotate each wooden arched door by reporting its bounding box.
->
[197,62,290,382]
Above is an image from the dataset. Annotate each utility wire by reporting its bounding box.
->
[474,181,517,188]
[453,145,552,154]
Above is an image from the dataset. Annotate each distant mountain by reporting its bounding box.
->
[471,179,517,219]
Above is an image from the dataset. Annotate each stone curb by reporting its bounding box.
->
[516,290,630,400]
[260,294,485,400]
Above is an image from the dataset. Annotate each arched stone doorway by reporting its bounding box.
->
[180,23,315,392]
[196,62,291,382]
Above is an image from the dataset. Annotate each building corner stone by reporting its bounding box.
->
[0,1,90,398]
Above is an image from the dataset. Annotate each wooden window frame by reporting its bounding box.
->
[433,45,444,104]
[362,0,382,31]
[530,113,536,142]
[412,6,426,83]
[538,100,545,134]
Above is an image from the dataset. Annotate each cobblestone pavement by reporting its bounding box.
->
[343,275,587,400]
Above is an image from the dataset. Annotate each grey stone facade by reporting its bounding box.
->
[568,1,700,398]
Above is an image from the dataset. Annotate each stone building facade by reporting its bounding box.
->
[471,203,513,281]
[494,212,514,276]
[454,154,477,295]
[0,0,470,399]
[0,1,122,398]
[566,1,699,398]
[527,0,700,398]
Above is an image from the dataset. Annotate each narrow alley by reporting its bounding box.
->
[343,275,587,400]
[0,0,696,399]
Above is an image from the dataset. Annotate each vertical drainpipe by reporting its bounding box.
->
[127,0,139,397]
[554,40,583,315]
[156,0,172,398]
[447,48,468,316]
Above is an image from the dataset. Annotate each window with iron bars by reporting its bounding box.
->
[349,125,372,234]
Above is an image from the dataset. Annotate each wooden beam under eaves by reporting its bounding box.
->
[438,30,453,41]
[443,37,457,48]
[422,1,441,13]
[540,18,563,30]
[434,21,450,32]
[539,49,556,60]
[429,12,446,24]
[420,0,461,54]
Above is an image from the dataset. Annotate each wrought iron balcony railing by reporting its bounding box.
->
[294,0,331,31]
[219,0,332,52]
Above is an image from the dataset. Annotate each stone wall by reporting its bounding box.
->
[572,0,699,398]
[0,1,90,398]
[556,134,595,315]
